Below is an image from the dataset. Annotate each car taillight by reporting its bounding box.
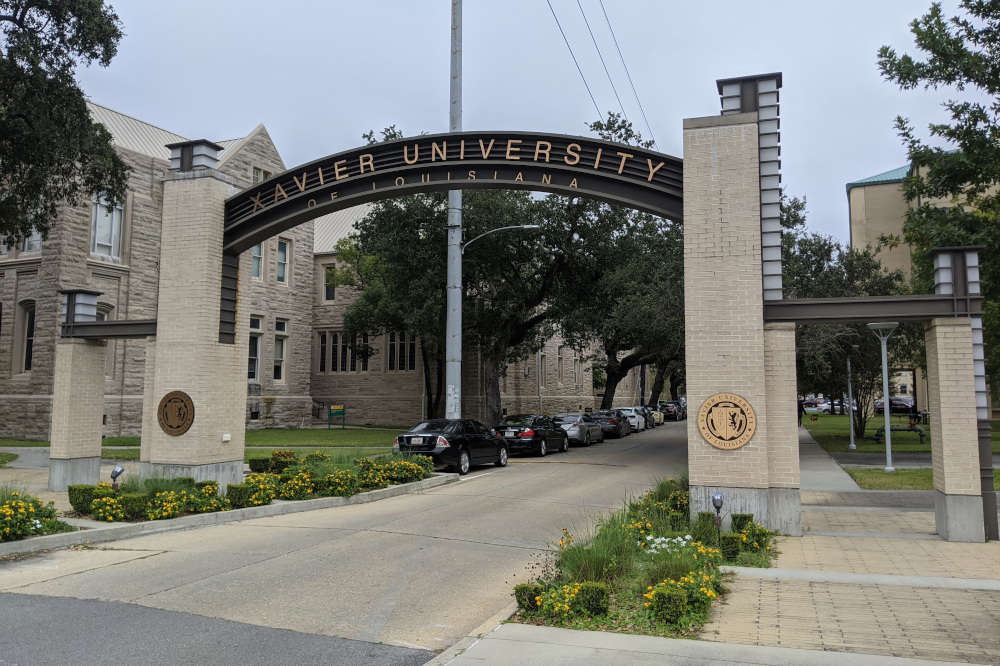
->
[437,435,450,448]
[608,418,618,424]
[519,429,534,437]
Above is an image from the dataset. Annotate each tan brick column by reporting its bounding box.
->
[925,317,984,541]
[683,112,774,528]
[139,170,249,487]
[764,321,801,535]
[47,338,106,490]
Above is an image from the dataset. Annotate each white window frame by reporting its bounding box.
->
[17,301,36,374]
[90,195,123,259]
[251,243,263,280]
[573,351,582,387]
[276,238,290,284]
[323,265,336,301]
[21,230,41,254]
[248,316,262,382]
[539,351,546,388]
[273,319,288,382]
[557,347,564,385]
[252,167,272,183]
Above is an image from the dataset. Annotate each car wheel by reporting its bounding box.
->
[495,446,508,467]
[538,439,547,457]
[561,436,569,452]
[584,432,591,446]
[456,449,471,475]
[598,430,604,443]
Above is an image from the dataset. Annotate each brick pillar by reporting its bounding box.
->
[764,321,801,535]
[139,170,249,487]
[47,338,106,490]
[683,111,773,529]
[925,317,985,542]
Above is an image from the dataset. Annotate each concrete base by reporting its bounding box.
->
[934,490,985,542]
[768,487,803,536]
[140,460,245,492]
[691,485,769,532]
[48,457,102,491]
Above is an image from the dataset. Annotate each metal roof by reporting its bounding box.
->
[846,164,911,192]
[313,203,373,253]
[86,102,189,161]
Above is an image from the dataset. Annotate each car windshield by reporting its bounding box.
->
[410,420,452,433]
[592,411,614,418]
[498,415,533,427]
[553,413,581,424]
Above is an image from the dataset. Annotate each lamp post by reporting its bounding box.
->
[847,344,858,451]
[445,0,463,419]
[868,322,898,472]
[712,492,724,546]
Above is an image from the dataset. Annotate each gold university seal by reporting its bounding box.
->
[697,393,756,450]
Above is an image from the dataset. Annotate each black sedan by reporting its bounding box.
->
[492,414,569,457]
[394,419,508,475]
[553,412,604,446]
[667,400,687,420]
[659,402,680,421]
[592,409,629,438]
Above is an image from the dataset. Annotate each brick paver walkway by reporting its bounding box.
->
[803,508,936,535]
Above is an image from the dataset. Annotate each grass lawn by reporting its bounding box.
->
[804,414,1000,454]
[0,452,17,467]
[99,446,390,463]
[6,428,405,450]
[846,467,1000,491]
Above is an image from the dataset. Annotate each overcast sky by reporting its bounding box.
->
[76,0,963,242]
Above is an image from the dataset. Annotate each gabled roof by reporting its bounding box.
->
[846,164,911,192]
[314,203,373,254]
[86,101,248,164]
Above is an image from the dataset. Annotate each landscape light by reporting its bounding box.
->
[110,464,125,491]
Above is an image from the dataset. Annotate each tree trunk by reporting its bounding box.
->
[669,372,682,400]
[601,364,628,409]
[647,365,666,406]
[482,346,507,428]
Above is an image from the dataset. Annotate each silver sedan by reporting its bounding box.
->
[553,412,604,446]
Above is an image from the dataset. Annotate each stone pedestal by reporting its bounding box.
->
[48,338,106,490]
[139,169,249,488]
[925,317,985,542]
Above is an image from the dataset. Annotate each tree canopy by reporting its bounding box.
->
[0,0,130,246]
[877,0,1000,386]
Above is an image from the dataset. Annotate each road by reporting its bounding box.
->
[0,421,688,665]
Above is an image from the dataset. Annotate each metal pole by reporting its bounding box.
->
[847,355,856,451]
[879,334,894,472]
[445,0,462,419]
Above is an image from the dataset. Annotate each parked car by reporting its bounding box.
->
[667,400,687,420]
[393,419,507,475]
[592,409,629,438]
[822,399,856,414]
[875,397,915,415]
[618,407,646,432]
[492,414,569,456]
[637,406,656,429]
[553,412,604,446]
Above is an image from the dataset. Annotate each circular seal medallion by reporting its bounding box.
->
[697,393,756,450]
[157,391,195,436]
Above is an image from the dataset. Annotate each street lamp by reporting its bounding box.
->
[444,223,542,419]
[867,322,898,472]
[847,344,859,451]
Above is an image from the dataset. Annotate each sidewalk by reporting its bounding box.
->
[434,428,1000,665]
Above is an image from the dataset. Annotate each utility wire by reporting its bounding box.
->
[577,0,628,126]
[547,0,602,120]
[599,0,658,150]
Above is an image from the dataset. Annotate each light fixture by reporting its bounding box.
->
[110,464,125,491]
[868,322,899,472]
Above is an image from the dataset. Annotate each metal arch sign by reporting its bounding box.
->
[222,131,683,255]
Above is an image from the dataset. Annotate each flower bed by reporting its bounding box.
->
[64,451,436,522]
[513,475,777,637]
[1,486,75,542]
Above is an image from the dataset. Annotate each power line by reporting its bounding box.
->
[598,0,658,150]
[547,0,602,120]
[577,0,628,125]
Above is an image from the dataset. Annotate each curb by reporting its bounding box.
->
[423,601,520,666]
[0,473,459,558]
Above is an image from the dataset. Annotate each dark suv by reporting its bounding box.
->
[394,419,508,475]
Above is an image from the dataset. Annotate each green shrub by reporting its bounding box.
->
[301,450,331,464]
[558,518,635,585]
[644,583,687,624]
[740,521,775,553]
[577,582,610,616]
[356,457,389,489]
[68,484,97,514]
[323,469,359,497]
[279,469,315,500]
[689,518,718,545]
[1,492,60,542]
[731,513,754,532]
[380,459,427,484]
[719,533,742,561]
[141,476,193,496]
[174,477,197,488]
[248,458,270,474]
[90,496,125,522]
[514,583,544,611]
[269,450,298,473]
[227,473,279,507]
[146,491,184,520]
[733,550,771,568]
[194,480,213,490]
[696,511,715,524]
[226,483,254,509]
[118,493,149,520]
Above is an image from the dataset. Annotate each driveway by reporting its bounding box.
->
[0,423,688,665]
